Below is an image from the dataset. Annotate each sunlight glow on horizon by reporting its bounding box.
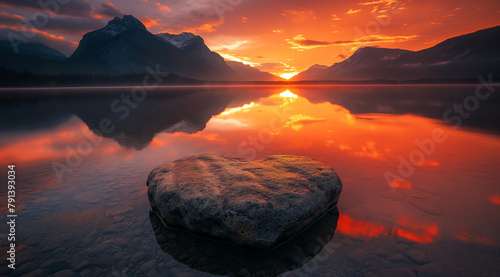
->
[280,72,299,80]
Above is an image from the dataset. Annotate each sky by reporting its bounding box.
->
[0,0,499,78]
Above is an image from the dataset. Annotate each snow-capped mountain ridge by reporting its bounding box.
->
[157,32,201,49]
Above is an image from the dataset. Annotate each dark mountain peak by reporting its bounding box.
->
[349,47,412,60]
[107,15,147,32]
[155,31,234,77]
[70,15,149,60]
[335,47,414,71]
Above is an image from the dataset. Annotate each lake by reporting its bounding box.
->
[0,84,499,277]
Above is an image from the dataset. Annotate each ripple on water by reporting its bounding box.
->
[410,199,443,215]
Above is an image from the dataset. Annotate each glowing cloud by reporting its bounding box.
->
[331,14,342,21]
[155,2,172,12]
[281,10,316,23]
[218,52,260,67]
[140,16,160,28]
[346,9,362,15]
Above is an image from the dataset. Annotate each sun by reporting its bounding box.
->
[280,72,299,80]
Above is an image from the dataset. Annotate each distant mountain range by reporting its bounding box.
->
[0,15,277,82]
[0,16,498,83]
[293,25,500,81]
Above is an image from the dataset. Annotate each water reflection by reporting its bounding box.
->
[150,208,339,276]
[0,88,275,149]
[0,85,499,276]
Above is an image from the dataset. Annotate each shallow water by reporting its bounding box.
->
[0,85,499,277]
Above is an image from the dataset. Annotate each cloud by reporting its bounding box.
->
[25,16,107,38]
[336,54,348,60]
[155,2,172,12]
[358,0,407,14]
[207,36,250,51]
[0,27,77,55]
[346,9,362,15]
[0,11,24,26]
[357,34,418,43]
[358,0,389,5]
[140,16,160,28]
[286,35,336,50]
[331,14,342,21]
[93,2,124,19]
[358,0,401,6]
[281,9,316,23]
[218,52,259,67]
[0,0,93,18]
[287,34,418,50]
[143,0,226,34]
[272,29,283,33]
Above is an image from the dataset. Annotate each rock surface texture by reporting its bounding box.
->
[147,154,342,248]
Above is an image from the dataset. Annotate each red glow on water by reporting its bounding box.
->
[419,160,440,167]
[455,231,496,246]
[390,179,412,189]
[337,214,438,243]
[139,187,148,195]
[395,216,438,243]
[489,195,500,205]
[337,214,388,240]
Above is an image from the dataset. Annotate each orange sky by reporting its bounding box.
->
[1,0,499,77]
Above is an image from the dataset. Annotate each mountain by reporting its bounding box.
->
[156,32,232,75]
[68,15,238,80]
[323,47,413,80]
[293,25,500,81]
[225,61,281,81]
[1,15,284,83]
[293,64,329,81]
[0,40,75,75]
[0,40,67,61]
[293,47,413,81]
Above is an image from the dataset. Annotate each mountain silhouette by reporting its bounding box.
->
[0,15,278,82]
[293,25,500,81]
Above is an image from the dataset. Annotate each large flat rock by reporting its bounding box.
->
[147,154,342,248]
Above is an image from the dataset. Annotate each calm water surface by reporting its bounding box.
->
[0,85,499,277]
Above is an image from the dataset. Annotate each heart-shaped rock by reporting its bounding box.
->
[147,154,342,248]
